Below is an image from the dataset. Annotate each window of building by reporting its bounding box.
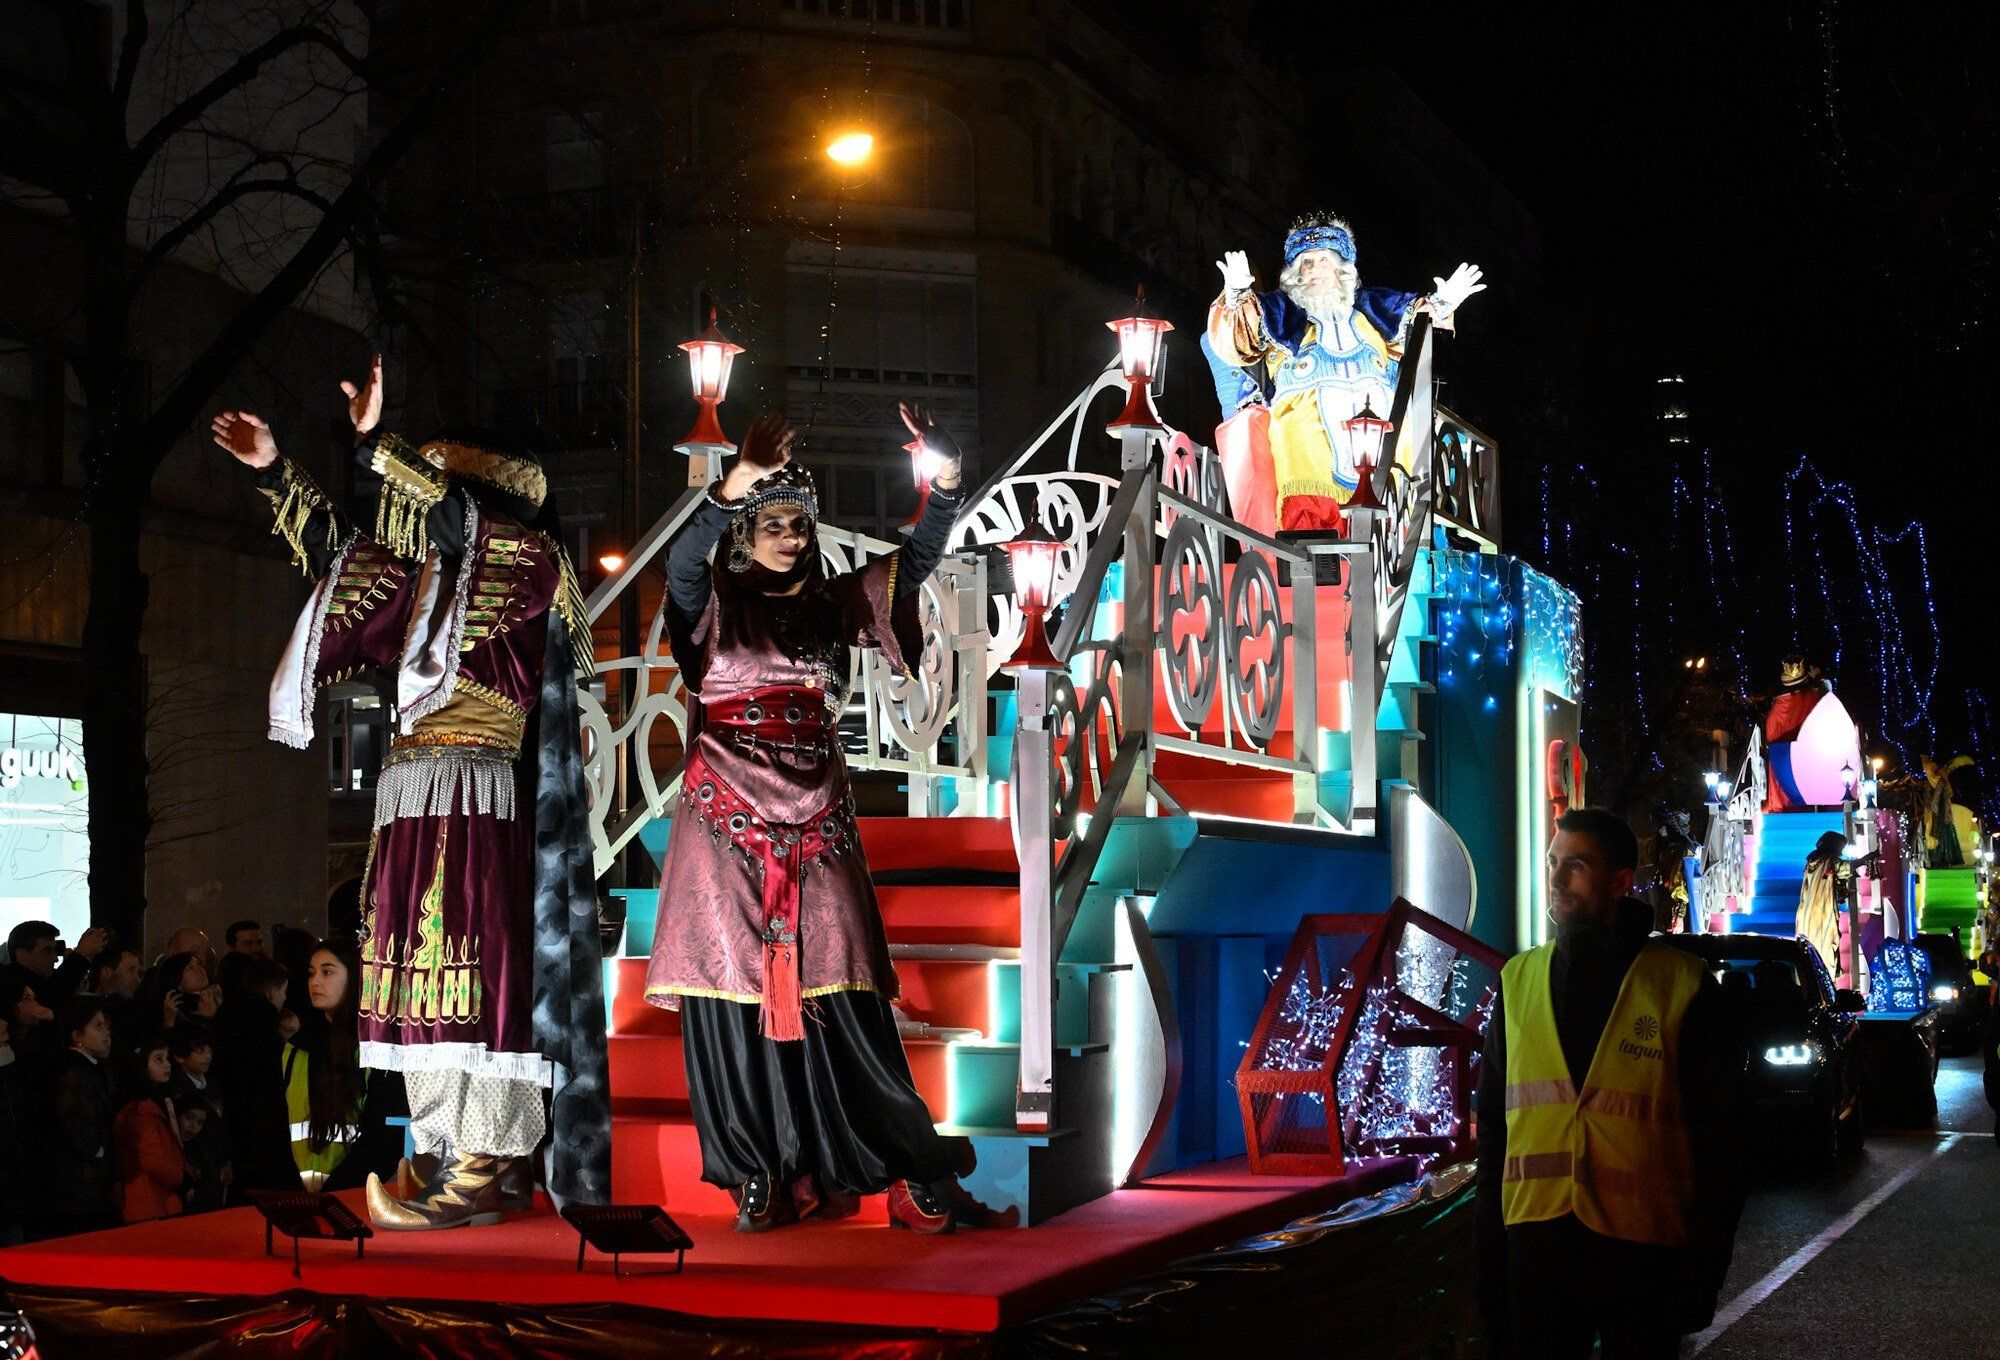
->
[0,347,87,490]
[784,267,975,389]
[779,0,969,31]
[833,94,973,214]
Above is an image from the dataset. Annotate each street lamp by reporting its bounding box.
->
[1342,396,1394,513]
[1105,289,1172,433]
[677,310,745,485]
[825,129,875,167]
[1003,505,1064,670]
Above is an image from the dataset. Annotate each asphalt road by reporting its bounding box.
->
[1684,1054,1995,1359]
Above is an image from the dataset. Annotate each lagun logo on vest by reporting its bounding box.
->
[1618,1014,1665,1060]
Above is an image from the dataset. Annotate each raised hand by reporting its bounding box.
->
[1430,262,1486,316]
[339,353,384,435]
[1216,249,1254,294]
[721,414,795,499]
[898,400,963,487]
[211,410,280,469]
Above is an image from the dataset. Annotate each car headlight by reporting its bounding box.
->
[1763,1042,1819,1066]
[1931,983,1959,1003]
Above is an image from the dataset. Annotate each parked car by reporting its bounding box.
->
[1660,933,1864,1168]
[1912,932,1987,1055]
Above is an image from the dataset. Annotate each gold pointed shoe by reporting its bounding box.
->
[367,1154,505,1231]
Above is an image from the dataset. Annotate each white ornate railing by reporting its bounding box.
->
[577,508,990,875]
[1695,731,1766,924]
[583,316,1482,1131]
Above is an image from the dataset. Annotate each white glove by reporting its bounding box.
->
[1215,249,1254,295]
[1430,262,1486,315]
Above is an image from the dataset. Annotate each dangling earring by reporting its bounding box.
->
[727,517,752,573]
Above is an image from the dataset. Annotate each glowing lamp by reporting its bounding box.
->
[1002,509,1064,670]
[1860,777,1878,806]
[597,553,624,574]
[1342,396,1394,512]
[1840,760,1857,800]
[676,310,745,454]
[1703,770,1721,798]
[899,433,947,530]
[1105,291,1172,432]
[825,130,875,167]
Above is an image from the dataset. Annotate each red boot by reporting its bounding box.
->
[886,1178,955,1234]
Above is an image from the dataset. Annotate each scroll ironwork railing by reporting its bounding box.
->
[1696,731,1766,924]
[581,320,1487,1131]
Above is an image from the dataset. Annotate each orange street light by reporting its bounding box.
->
[825,130,875,167]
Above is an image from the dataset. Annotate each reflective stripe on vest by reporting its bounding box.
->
[1498,939,1706,1246]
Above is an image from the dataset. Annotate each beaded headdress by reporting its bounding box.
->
[727,463,819,573]
[1284,211,1357,266]
[737,462,819,521]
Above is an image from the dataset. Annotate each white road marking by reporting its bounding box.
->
[1685,1133,1961,1355]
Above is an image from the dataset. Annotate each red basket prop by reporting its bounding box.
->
[1235,899,1504,1177]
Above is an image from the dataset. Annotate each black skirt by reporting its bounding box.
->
[678,990,956,1193]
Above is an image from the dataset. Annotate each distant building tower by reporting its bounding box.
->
[1654,372,1693,452]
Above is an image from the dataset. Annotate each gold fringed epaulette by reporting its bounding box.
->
[260,459,335,577]
[550,538,597,680]
[369,431,447,562]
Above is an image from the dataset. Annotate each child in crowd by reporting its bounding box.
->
[167,1028,215,1103]
[168,1027,231,1211]
[174,1092,230,1213]
[277,1009,301,1044]
[115,1033,191,1222]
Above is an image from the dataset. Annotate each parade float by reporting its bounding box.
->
[1688,674,1948,1129]
[0,221,1578,1350]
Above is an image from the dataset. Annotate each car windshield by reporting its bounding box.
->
[1705,956,1806,1003]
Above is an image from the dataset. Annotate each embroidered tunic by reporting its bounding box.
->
[644,487,957,1020]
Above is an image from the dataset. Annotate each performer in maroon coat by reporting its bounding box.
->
[213,357,609,1230]
[645,408,969,1234]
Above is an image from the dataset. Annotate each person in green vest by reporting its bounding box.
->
[1475,808,1746,1360]
[282,940,406,1191]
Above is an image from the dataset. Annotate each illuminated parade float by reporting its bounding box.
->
[0,225,1590,1345]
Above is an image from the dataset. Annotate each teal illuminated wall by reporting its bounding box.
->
[1412,547,1584,956]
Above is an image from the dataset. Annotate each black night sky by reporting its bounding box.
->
[1302,3,2000,808]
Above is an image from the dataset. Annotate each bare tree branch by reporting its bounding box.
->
[135,1,524,465]
[110,0,151,119]
[127,23,366,178]
[126,164,336,298]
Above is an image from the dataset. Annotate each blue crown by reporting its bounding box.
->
[1284,219,1356,266]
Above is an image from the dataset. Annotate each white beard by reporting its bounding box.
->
[1282,280,1355,319]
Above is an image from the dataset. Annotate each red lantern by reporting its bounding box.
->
[1105,289,1173,433]
[676,310,745,453]
[1003,510,1064,670]
[1342,396,1394,513]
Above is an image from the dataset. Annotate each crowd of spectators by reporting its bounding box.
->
[0,917,405,1244]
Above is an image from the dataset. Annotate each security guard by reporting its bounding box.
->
[1476,808,1744,1360]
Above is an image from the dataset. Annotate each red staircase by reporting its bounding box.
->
[608,816,1022,1213]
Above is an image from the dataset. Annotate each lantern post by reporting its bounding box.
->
[676,310,745,488]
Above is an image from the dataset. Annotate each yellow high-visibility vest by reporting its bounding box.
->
[1499,939,1706,1246]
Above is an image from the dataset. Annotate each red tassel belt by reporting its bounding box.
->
[680,747,856,1041]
